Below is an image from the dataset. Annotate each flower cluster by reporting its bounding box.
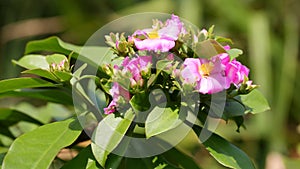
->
[104,14,253,114]
[181,47,249,94]
[104,56,152,114]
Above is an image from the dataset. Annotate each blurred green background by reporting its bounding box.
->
[0,0,299,168]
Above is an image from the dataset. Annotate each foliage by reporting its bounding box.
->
[0,13,270,169]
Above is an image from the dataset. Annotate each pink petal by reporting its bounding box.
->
[181,58,201,83]
[134,38,175,52]
[198,76,224,94]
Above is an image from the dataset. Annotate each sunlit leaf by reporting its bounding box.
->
[235,89,270,114]
[193,126,256,169]
[12,55,48,70]
[2,118,82,169]
[25,36,82,55]
[46,54,67,65]
[92,109,135,167]
[195,39,226,58]
[25,36,114,68]
[227,48,243,60]
[145,106,181,138]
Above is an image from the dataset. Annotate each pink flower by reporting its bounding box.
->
[181,57,229,94]
[218,46,250,87]
[122,56,152,87]
[104,100,117,115]
[225,60,249,86]
[132,14,184,52]
[104,82,131,114]
[104,56,152,114]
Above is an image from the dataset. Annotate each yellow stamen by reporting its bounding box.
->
[199,62,214,77]
[147,31,160,39]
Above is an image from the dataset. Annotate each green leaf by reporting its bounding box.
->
[22,69,58,81]
[12,54,49,70]
[25,36,114,68]
[61,146,101,169]
[145,107,181,138]
[0,108,43,125]
[0,108,43,138]
[202,129,256,169]
[0,77,57,93]
[156,60,172,73]
[223,100,246,119]
[129,91,151,112]
[2,118,82,169]
[156,123,203,168]
[119,157,154,169]
[235,89,270,114]
[162,148,202,169]
[92,109,135,167]
[46,54,67,65]
[232,116,245,132]
[0,89,72,105]
[215,36,233,44]
[227,48,243,60]
[52,71,72,82]
[194,39,226,58]
[25,36,82,55]
[0,153,5,168]
[105,153,123,169]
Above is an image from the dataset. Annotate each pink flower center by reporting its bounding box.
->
[199,62,214,77]
[147,31,160,39]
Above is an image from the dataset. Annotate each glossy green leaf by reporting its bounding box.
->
[2,118,82,169]
[12,54,48,70]
[46,54,67,65]
[194,39,226,58]
[235,89,270,114]
[227,48,243,60]
[0,77,56,93]
[194,127,256,169]
[92,109,135,167]
[145,107,181,138]
[0,89,72,105]
[61,146,101,169]
[22,69,58,81]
